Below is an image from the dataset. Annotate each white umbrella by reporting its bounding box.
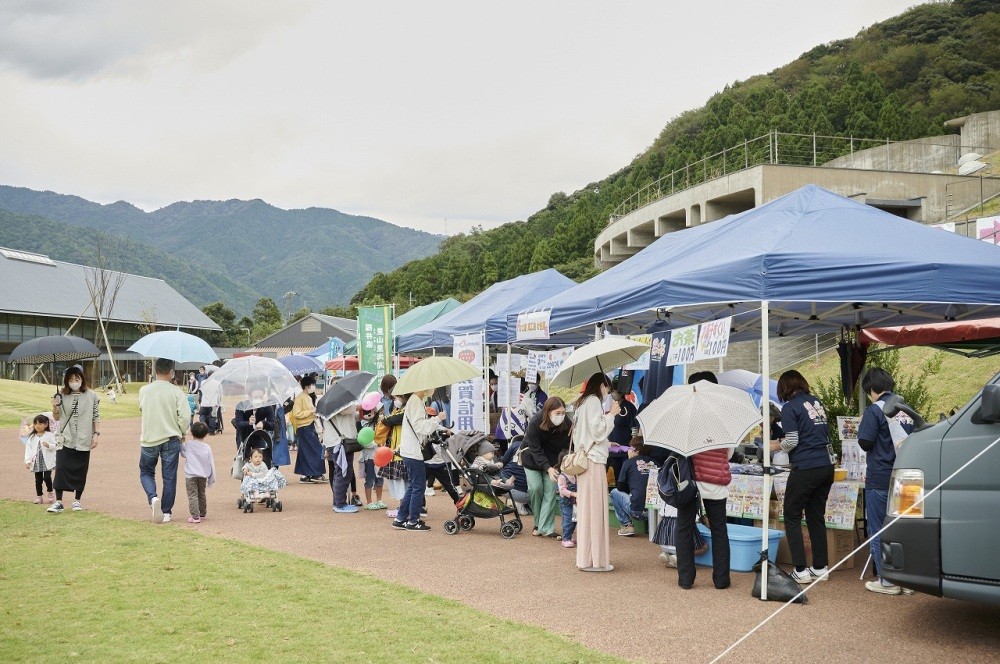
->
[200,356,300,408]
[637,380,763,455]
[548,336,649,388]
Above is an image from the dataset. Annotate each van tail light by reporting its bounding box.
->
[889,469,924,518]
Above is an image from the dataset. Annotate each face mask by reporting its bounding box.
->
[251,397,264,408]
[68,380,82,391]
[550,413,565,426]
[393,398,404,409]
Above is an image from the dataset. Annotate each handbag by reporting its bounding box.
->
[405,416,436,461]
[231,454,243,480]
[560,432,596,476]
[330,420,363,454]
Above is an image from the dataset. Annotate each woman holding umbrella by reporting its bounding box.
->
[573,372,617,572]
[291,376,325,483]
[47,366,101,513]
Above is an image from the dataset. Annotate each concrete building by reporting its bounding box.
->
[596,111,1000,268]
[0,247,221,383]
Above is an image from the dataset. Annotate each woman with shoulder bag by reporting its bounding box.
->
[392,389,446,532]
[48,365,101,513]
[324,401,361,514]
[572,372,617,572]
[520,397,571,537]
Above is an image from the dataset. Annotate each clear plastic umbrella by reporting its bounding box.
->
[199,356,300,408]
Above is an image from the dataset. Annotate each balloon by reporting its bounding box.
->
[373,446,393,468]
[358,426,376,447]
[361,391,382,412]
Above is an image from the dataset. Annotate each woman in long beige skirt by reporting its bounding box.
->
[573,372,617,572]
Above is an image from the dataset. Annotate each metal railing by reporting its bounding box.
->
[609,130,994,223]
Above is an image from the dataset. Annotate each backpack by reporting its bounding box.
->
[657,453,700,508]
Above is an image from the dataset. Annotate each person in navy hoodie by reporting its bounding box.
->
[774,370,836,585]
[857,367,915,596]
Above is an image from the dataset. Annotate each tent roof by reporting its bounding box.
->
[509,185,1000,343]
[343,298,461,354]
[399,269,577,352]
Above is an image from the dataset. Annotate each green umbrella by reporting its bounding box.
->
[391,356,480,396]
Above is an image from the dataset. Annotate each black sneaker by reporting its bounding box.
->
[405,521,431,532]
[352,496,363,507]
[298,477,312,484]
[391,520,407,530]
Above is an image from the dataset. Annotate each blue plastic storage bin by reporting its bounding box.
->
[694,523,784,572]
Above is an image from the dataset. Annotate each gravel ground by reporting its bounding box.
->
[5,417,1000,663]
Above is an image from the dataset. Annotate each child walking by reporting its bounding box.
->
[181,422,216,524]
[558,470,578,548]
[21,415,56,504]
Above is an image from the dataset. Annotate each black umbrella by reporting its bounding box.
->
[316,371,375,419]
[8,335,101,392]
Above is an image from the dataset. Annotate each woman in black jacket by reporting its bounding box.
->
[520,397,571,537]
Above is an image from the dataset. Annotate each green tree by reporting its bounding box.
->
[202,302,238,346]
[252,298,282,328]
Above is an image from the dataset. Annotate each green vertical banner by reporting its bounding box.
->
[357,305,393,377]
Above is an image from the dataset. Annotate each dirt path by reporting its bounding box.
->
[5,417,999,663]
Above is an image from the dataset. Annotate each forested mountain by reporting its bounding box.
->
[353,0,1000,308]
[0,208,262,311]
[0,186,442,312]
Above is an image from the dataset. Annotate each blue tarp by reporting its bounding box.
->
[398,269,577,352]
[508,185,1000,342]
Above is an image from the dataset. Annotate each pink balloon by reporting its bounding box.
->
[361,391,382,411]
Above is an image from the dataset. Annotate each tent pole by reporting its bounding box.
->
[506,343,512,412]
[760,300,771,601]
[483,330,489,434]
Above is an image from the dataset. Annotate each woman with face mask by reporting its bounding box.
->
[47,365,101,513]
[573,372,617,572]
[291,376,325,483]
[520,397,572,538]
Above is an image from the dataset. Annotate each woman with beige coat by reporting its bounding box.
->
[573,372,618,572]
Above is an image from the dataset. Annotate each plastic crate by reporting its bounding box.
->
[694,523,784,572]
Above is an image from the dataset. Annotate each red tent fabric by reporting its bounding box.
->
[860,318,1000,346]
[325,356,421,371]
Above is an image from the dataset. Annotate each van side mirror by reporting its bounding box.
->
[881,394,929,431]
[981,384,1000,423]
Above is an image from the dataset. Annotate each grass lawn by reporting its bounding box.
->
[0,501,624,663]
[0,380,149,428]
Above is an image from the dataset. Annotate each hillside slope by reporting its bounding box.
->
[0,208,262,313]
[0,186,442,309]
[353,0,1000,307]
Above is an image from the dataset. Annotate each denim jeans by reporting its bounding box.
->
[866,487,890,580]
[559,497,576,542]
[139,438,181,515]
[610,488,636,527]
[397,457,427,523]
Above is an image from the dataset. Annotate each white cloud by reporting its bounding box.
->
[0,0,921,234]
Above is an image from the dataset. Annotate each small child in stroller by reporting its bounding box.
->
[240,448,287,509]
[470,442,503,483]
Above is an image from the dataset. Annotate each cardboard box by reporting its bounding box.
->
[756,520,856,570]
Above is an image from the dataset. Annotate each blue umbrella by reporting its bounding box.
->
[128,330,218,364]
[277,353,324,376]
[717,369,782,408]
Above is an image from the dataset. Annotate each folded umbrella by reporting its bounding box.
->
[316,371,375,419]
[549,336,649,388]
[128,330,219,364]
[390,356,480,396]
[638,380,763,455]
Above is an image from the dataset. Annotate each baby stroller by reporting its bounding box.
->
[236,429,284,513]
[436,430,523,539]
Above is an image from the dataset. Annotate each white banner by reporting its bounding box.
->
[544,347,574,378]
[516,310,551,340]
[694,316,732,361]
[452,333,485,432]
[625,334,651,371]
[665,325,698,365]
[497,377,522,409]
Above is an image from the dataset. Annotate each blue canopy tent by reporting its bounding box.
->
[507,185,1000,592]
[398,269,578,352]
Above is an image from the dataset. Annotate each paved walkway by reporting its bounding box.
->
[5,417,999,663]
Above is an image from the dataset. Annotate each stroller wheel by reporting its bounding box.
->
[242,503,249,513]
[444,520,459,535]
[500,523,517,539]
[276,501,283,512]
[248,502,254,513]
[459,515,475,531]
[512,520,523,534]
[237,498,244,509]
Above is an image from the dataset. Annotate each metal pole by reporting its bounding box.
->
[483,331,489,435]
[760,300,771,601]
[813,133,817,167]
[745,139,749,169]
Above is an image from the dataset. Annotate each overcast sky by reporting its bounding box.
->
[0,0,920,235]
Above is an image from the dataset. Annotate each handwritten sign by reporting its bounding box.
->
[515,310,551,340]
[694,316,732,361]
[666,325,698,365]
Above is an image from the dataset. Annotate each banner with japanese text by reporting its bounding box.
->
[451,332,485,432]
[694,316,732,361]
[357,306,392,377]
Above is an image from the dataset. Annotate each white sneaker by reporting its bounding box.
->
[791,568,813,584]
[47,501,64,513]
[809,566,829,581]
[162,513,171,523]
[865,580,903,595]
[71,501,82,511]
[424,487,435,497]
[151,496,162,523]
